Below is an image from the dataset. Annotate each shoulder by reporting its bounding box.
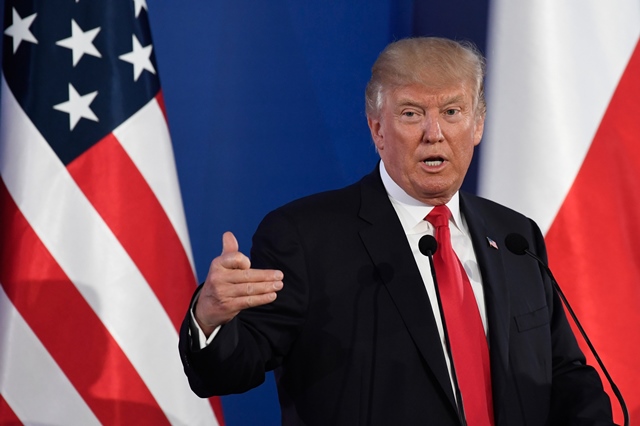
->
[461,191,534,226]
[264,167,383,224]
[249,169,382,271]
[460,191,547,253]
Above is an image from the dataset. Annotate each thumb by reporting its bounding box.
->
[221,231,239,254]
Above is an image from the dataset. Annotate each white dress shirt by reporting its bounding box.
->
[379,161,488,395]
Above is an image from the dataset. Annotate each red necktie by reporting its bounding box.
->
[426,205,494,426]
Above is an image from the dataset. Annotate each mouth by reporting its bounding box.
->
[423,157,445,167]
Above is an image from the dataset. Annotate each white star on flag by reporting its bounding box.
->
[118,34,155,81]
[56,19,102,67]
[56,20,102,67]
[4,7,38,53]
[53,83,99,130]
[133,0,148,18]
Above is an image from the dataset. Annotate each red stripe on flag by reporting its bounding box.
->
[67,132,197,331]
[210,396,226,426]
[0,179,171,426]
[155,92,170,125]
[546,39,640,424]
[0,394,22,426]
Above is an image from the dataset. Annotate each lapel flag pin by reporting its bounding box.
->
[487,237,499,250]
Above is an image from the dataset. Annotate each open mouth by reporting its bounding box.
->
[423,158,444,167]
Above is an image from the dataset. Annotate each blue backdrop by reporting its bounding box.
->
[148,1,489,424]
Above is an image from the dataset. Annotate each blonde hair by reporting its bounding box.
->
[365,37,486,118]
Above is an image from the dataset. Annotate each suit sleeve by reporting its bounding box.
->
[178,209,309,397]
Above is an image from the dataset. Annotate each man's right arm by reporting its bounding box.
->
[178,231,284,397]
[194,231,283,336]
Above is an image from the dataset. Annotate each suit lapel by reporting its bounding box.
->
[460,193,511,424]
[357,169,457,410]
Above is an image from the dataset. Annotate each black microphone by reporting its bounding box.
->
[418,234,438,257]
[504,233,628,426]
[418,234,467,426]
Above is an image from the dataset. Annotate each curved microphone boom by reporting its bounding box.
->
[418,234,468,426]
[504,233,629,426]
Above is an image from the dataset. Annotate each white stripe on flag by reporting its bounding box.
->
[0,285,101,425]
[114,99,196,272]
[0,76,218,425]
[479,0,640,233]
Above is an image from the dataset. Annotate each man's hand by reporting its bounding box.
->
[194,231,284,337]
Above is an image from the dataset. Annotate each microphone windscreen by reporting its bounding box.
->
[418,235,438,256]
[504,233,529,255]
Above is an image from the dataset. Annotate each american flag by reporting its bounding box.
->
[0,0,223,424]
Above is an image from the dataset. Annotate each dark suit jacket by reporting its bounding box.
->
[179,166,613,425]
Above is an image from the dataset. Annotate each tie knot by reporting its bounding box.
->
[425,205,451,228]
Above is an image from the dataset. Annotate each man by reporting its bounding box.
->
[179,37,613,425]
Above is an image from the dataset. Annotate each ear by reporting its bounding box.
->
[367,115,384,151]
[473,113,485,147]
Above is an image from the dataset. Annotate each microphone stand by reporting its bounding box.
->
[421,237,468,426]
[521,247,629,426]
[505,234,629,426]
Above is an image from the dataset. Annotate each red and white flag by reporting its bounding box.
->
[480,1,640,423]
[0,0,223,424]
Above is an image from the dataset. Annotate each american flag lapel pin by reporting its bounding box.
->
[487,237,499,250]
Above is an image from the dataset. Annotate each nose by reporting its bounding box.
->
[422,112,444,143]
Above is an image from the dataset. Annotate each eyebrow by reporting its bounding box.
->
[395,98,423,108]
[439,94,467,107]
[395,93,467,109]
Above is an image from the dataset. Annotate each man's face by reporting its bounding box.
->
[367,81,484,205]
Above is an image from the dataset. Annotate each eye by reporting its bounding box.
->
[444,109,458,116]
[400,109,423,121]
[397,105,423,122]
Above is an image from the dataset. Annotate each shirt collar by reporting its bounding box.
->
[379,161,464,232]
